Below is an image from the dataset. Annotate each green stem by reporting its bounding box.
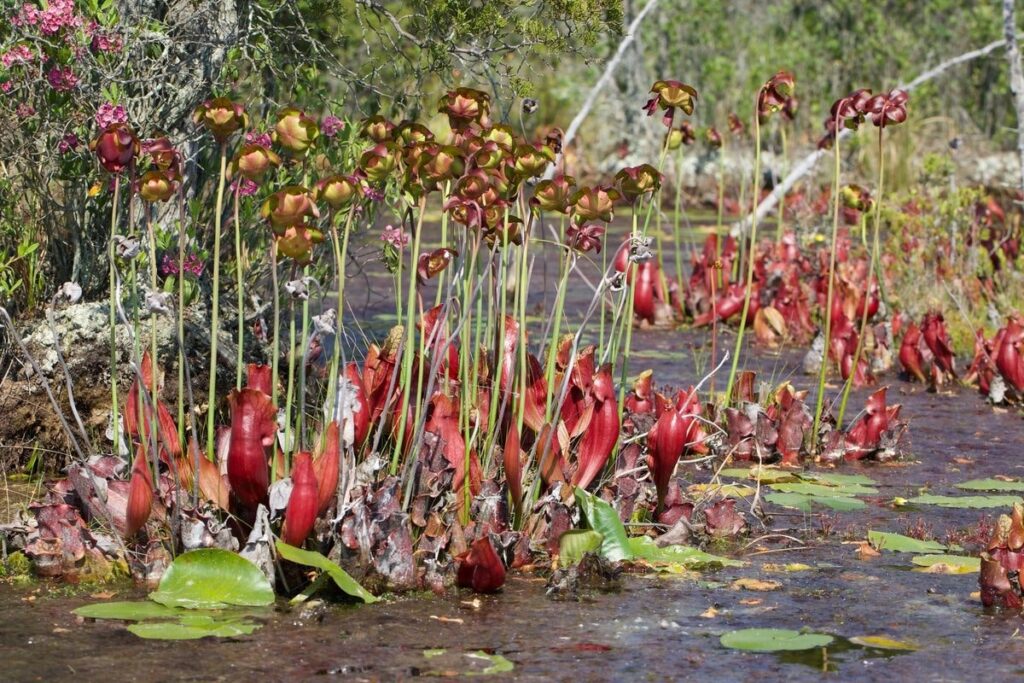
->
[234,183,244,390]
[108,177,121,455]
[725,98,763,402]
[205,143,227,461]
[176,189,186,456]
[811,116,843,450]
[145,206,160,468]
[837,126,886,427]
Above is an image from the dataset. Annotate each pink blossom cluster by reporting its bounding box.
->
[46,66,78,91]
[16,102,35,118]
[321,116,344,138]
[1,45,34,69]
[12,1,82,36]
[57,132,80,153]
[363,186,384,202]
[160,253,205,278]
[94,102,127,129]
[231,178,259,197]
[380,225,410,249]
[0,82,12,94]
[90,29,122,54]
[245,130,273,148]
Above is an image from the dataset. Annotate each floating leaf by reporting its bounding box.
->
[276,540,378,603]
[730,578,781,591]
[804,472,876,487]
[558,530,604,566]
[423,649,446,659]
[905,494,1021,509]
[687,483,755,498]
[764,492,864,511]
[955,478,1024,493]
[127,615,260,640]
[868,531,952,554]
[574,488,632,562]
[627,537,743,569]
[149,549,275,609]
[911,554,980,574]
[719,467,797,484]
[762,563,813,572]
[73,601,195,621]
[720,628,833,652]
[848,635,918,651]
[465,651,514,676]
[769,482,877,497]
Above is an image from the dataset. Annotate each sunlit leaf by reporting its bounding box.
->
[719,467,797,484]
[804,472,876,487]
[73,601,194,621]
[769,482,877,497]
[720,628,832,652]
[848,635,918,651]
[627,537,743,568]
[149,549,275,609]
[465,651,514,676]
[276,540,378,603]
[558,530,604,566]
[764,492,864,511]
[127,616,261,640]
[955,478,1024,493]
[867,531,952,554]
[906,494,1021,509]
[911,554,980,574]
[687,483,755,498]
[574,488,632,562]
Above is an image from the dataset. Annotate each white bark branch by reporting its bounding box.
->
[736,35,1014,235]
[1003,0,1024,196]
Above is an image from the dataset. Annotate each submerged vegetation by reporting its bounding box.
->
[1,0,1024,675]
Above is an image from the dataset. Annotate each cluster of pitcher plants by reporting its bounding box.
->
[29,67,1024,599]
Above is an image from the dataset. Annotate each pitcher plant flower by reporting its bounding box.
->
[643,80,698,128]
[192,97,248,143]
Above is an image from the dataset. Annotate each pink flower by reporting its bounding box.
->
[11,4,40,27]
[321,116,344,138]
[36,0,81,36]
[363,186,384,202]
[57,132,80,154]
[95,103,127,129]
[16,102,35,118]
[90,31,122,54]
[46,66,78,92]
[245,131,273,148]
[380,225,409,249]
[0,82,12,95]
[231,178,259,197]
[1,45,34,69]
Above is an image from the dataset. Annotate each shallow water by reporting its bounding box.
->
[4,221,1024,681]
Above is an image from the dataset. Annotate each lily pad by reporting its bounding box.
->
[764,492,865,512]
[868,531,952,554]
[465,652,514,676]
[911,554,980,574]
[720,628,833,652]
[804,472,876,487]
[848,635,918,651]
[558,530,604,566]
[574,488,632,562]
[276,541,378,603]
[688,483,756,498]
[955,478,1024,493]
[149,549,275,609]
[905,494,1021,509]
[628,537,743,569]
[719,467,797,484]
[769,482,877,497]
[73,601,196,621]
[127,615,261,640]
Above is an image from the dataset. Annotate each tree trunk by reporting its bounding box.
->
[1002,0,1024,195]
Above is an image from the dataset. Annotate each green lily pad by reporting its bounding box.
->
[804,472,876,487]
[73,601,196,621]
[720,628,833,652]
[574,488,632,562]
[465,652,514,676]
[955,478,1024,492]
[911,554,980,574]
[719,467,798,484]
[558,530,604,566]
[848,635,918,651]
[868,531,952,554]
[906,494,1021,509]
[764,492,865,512]
[149,549,275,609]
[127,615,261,640]
[769,482,877,497]
[276,541,378,603]
[627,537,743,569]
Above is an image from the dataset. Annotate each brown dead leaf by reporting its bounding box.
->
[953,457,974,466]
[730,578,781,592]
[854,541,880,559]
[89,591,117,600]
[699,606,719,618]
[739,598,763,606]
[52,627,70,634]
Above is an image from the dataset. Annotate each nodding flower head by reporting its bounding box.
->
[566,223,605,254]
[274,107,319,153]
[438,87,491,132]
[757,70,796,120]
[193,97,248,143]
[644,80,698,128]
[90,123,138,174]
[615,164,662,205]
[866,89,909,128]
